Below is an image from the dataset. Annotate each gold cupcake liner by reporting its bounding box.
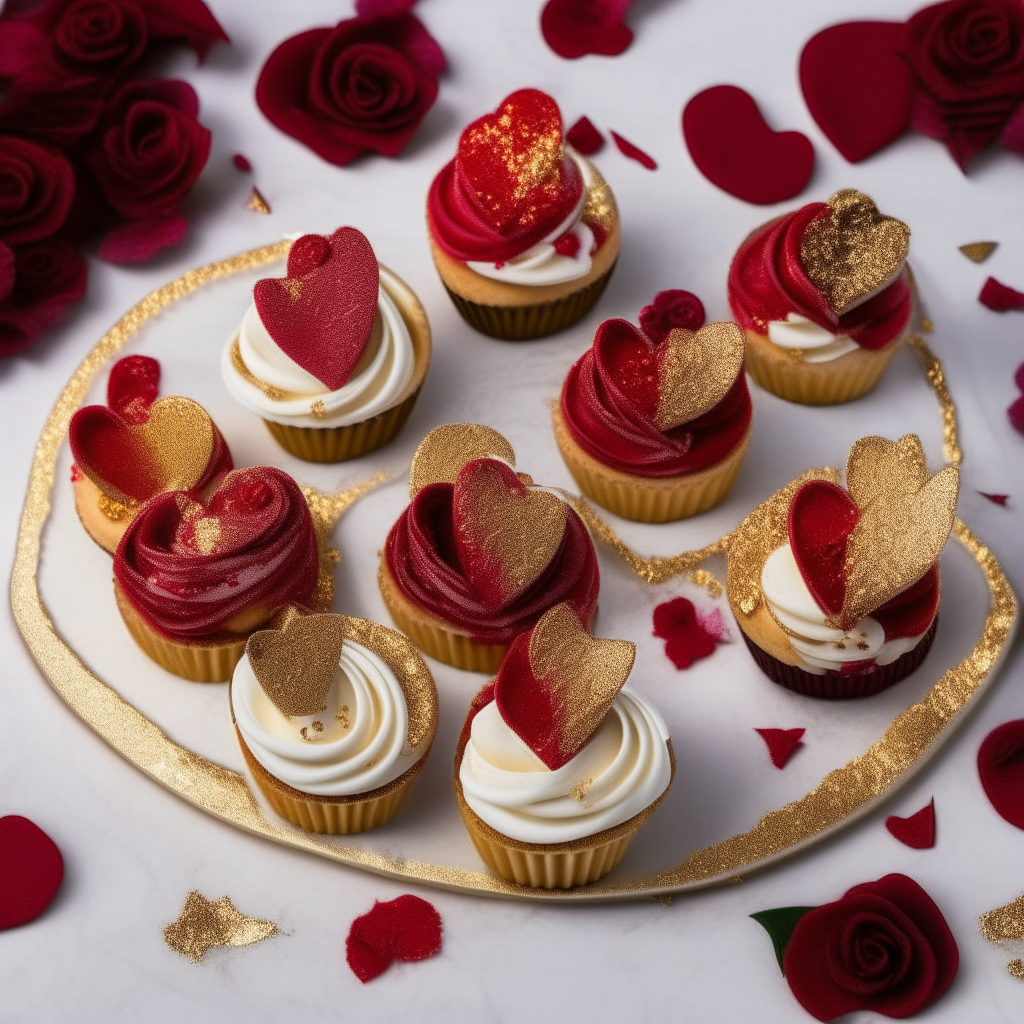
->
[444,261,616,341]
[743,331,904,405]
[454,733,676,889]
[378,559,507,672]
[263,382,424,463]
[237,728,428,835]
[554,408,751,523]
[114,583,248,682]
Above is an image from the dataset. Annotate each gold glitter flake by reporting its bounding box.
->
[979,892,1024,943]
[192,517,221,556]
[1009,959,1024,980]
[801,190,910,315]
[163,892,277,963]
[653,322,745,431]
[689,568,724,599]
[336,705,350,730]
[409,423,516,498]
[959,241,997,263]
[311,400,327,419]
[569,777,594,802]
[529,603,635,758]
[246,187,271,215]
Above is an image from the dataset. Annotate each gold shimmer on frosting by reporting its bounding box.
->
[10,237,1016,905]
[409,423,517,498]
[230,339,285,400]
[980,892,1024,942]
[841,435,959,629]
[528,603,635,758]
[908,335,963,466]
[163,891,277,963]
[801,190,910,315]
[247,613,346,719]
[959,241,997,263]
[97,493,138,522]
[580,164,616,231]
[653,322,745,431]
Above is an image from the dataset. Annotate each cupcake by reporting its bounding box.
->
[427,88,620,340]
[69,355,233,553]
[114,466,334,682]
[726,435,959,699]
[554,290,752,522]
[231,610,438,835]
[455,603,674,888]
[221,226,431,462]
[379,423,600,673]
[727,189,914,405]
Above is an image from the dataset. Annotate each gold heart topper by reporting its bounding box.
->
[654,322,745,431]
[801,190,910,315]
[840,434,959,628]
[529,603,636,759]
[246,612,346,718]
[409,423,517,498]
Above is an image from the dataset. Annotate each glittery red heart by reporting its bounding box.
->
[345,895,442,983]
[253,227,378,391]
[457,89,578,235]
[0,816,63,930]
[788,480,860,617]
[682,86,814,205]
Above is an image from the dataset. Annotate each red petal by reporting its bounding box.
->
[1010,396,1024,435]
[886,799,936,849]
[980,492,1009,506]
[346,895,442,983]
[540,0,634,60]
[136,0,231,62]
[233,153,252,171]
[980,277,1024,311]
[566,116,604,155]
[98,215,189,264]
[978,720,1024,830]
[0,816,64,930]
[755,728,805,769]
[0,22,48,76]
[652,596,723,669]
[610,129,656,168]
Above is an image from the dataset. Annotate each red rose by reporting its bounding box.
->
[639,289,707,343]
[85,78,210,221]
[783,874,959,1021]
[0,135,75,245]
[0,70,107,146]
[45,0,148,76]
[903,0,1024,168]
[256,12,444,166]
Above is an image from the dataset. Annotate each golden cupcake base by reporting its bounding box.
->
[454,730,675,889]
[743,329,905,405]
[554,405,751,522]
[73,473,136,554]
[378,558,507,672]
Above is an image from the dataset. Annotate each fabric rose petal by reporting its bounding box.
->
[346,895,442,982]
[540,0,634,60]
[885,799,936,848]
[978,719,1024,828]
[652,596,726,669]
[980,276,1024,310]
[0,136,75,246]
[639,289,706,343]
[255,8,444,167]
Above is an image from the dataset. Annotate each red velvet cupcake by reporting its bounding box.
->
[726,435,959,698]
[379,423,600,673]
[69,356,233,553]
[554,291,752,522]
[113,466,332,682]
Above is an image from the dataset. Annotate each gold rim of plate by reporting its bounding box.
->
[10,240,1019,903]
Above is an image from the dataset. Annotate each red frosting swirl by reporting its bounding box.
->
[114,467,319,640]
[560,318,752,478]
[727,204,912,351]
[384,483,599,646]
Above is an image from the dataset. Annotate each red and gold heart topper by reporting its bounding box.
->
[458,89,576,234]
[494,604,635,770]
[800,190,909,315]
[247,613,345,719]
[408,422,518,497]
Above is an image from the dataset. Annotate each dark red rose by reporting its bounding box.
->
[783,874,959,1021]
[903,0,1024,168]
[0,69,108,146]
[256,13,444,166]
[85,78,210,220]
[639,289,707,343]
[47,0,148,75]
[0,241,13,302]
[0,135,75,245]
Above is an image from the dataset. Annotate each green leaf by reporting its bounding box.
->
[750,906,817,974]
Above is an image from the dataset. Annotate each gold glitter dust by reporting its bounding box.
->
[231,339,285,400]
[247,613,346,718]
[979,892,1024,942]
[801,190,909,315]
[1009,959,1024,980]
[163,892,277,964]
[529,603,635,758]
[192,517,221,556]
[285,278,301,302]
[569,776,594,802]
[97,493,138,522]
[959,241,997,263]
[908,335,962,465]
[580,164,616,231]
[920,318,934,332]
[653,895,674,907]
[336,705,350,730]
[689,568,724,599]
[246,187,271,214]
[653,322,745,431]
[409,423,516,498]
[310,400,327,419]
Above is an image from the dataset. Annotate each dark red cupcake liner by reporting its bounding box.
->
[742,616,938,699]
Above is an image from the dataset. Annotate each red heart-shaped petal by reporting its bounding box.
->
[253,227,379,392]
[540,0,633,60]
[978,720,1024,830]
[788,480,860,617]
[755,727,805,770]
[0,816,63,930]
[345,895,442,983]
[886,799,936,849]
[800,22,913,163]
[682,86,814,205]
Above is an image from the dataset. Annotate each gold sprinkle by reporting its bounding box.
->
[920,318,935,333]
[1009,959,1024,980]
[409,423,516,498]
[959,241,997,263]
[835,642,846,650]
[335,705,350,730]
[857,641,870,651]
[653,894,674,907]
[98,492,138,522]
[300,727,311,741]
[163,892,277,964]
[569,777,594,802]
[285,278,301,301]
[980,892,1024,942]
[311,399,327,419]
[311,720,323,732]
[246,187,271,214]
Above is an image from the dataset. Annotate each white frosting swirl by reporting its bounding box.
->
[761,544,927,674]
[459,689,672,844]
[221,268,415,428]
[767,314,860,363]
[466,149,597,287]
[232,640,426,796]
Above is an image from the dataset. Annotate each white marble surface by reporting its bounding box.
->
[3,0,1024,1020]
